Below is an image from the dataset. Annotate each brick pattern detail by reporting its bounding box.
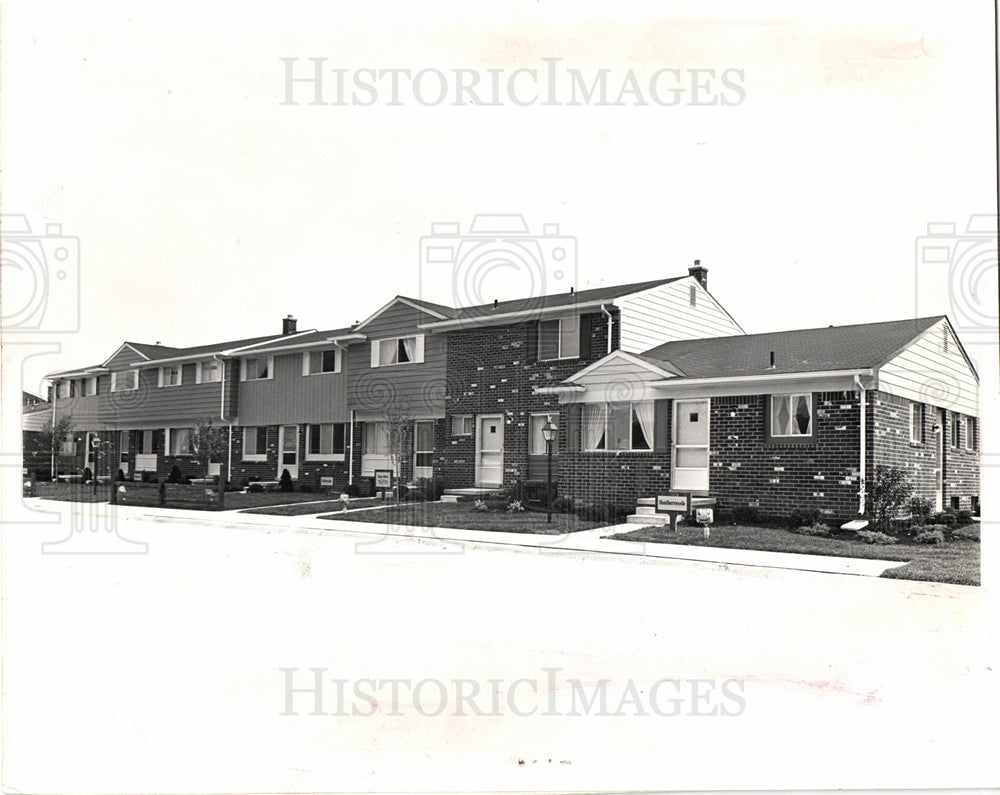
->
[437,309,619,489]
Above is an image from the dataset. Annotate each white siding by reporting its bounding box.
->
[877,320,978,415]
[617,278,743,353]
[563,357,668,403]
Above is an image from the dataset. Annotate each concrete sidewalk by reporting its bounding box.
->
[72,500,907,578]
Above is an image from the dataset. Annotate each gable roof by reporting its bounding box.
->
[351,295,457,332]
[641,316,946,379]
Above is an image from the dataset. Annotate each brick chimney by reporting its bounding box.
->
[282,314,297,335]
[688,260,708,290]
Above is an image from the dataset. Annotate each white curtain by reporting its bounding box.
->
[402,336,416,362]
[634,401,655,449]
[582,403,606,450]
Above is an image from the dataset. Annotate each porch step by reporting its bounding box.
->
[441,487,500,502]
[634,505,659,516]
[440,495,461,503]
[626,514,677,526]
[637,497,657,507]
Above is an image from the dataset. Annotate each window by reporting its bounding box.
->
[304,348,341,375]
[243,426,268,460]
[371,335,424,367]
[363,422,389,455]
[965,417,975,451]
[197,360,223,384]
[452,415,473,436]
[159,365,182,387]
[770,394,813,438]
[529,413,560,455]
[241,357,273,381]
[84,377,98,396]
[951,413,961,448]
[167,427,192,456]
[306,423,347,459]
[910,403,924,444]
[538,316,580,361]
[139,430,160,455]
[56,381,70,399]
[111,370,137,392]
[582,402,654,451]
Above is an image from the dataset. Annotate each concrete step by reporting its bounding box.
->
[634,505,659,516]
[440,495,461,503]
[636,497,657,507]
[626,514,676,526]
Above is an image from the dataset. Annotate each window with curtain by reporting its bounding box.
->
[452,415,473,435]
[770,394,812,437]
[168,428,192,455]
[111,370,137,392]
[243,426,268,459]
[243,357,272,380]
[199,360,222,383]
[414,421,434,468]
[307,423,346,458]
[582,402,653,451]
[374,336,423,366]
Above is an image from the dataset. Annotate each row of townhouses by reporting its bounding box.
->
[25,262,980,520]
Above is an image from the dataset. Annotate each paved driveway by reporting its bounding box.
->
[2,500,996,792]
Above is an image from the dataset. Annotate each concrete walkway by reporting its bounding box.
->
[80,500,907,578]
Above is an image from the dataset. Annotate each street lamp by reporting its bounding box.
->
[541,416,558,524]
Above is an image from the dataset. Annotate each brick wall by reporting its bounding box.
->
[438,309,619,489]
[871,391,980,510]
[708,393,863,523]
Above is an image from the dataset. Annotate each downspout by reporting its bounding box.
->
[854,375,866,514]
[348,410,355,485]
[600,304,614,354]
[50,381,57,476]
[215,356,233,478]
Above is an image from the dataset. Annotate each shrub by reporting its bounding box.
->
[551,496,573,513]
[116,469,127,482]
[856,529,898,545]
[299,482,314,493]
[932,510,958,528]
[34,468,53,482]
[83,467,93,482]
[141,471,156,483]
[405,477,446,502]
[908,497,934,527]
[957,509,973,526]
[167,465,183,484]
[791,522,831,537]
[866,465,913,533]
[574,503,630,524]
[506,500,525,513]
[789,508,822,529]
[345,483,362,497]
[247,483,264,494]
[278,469,294,492]
[914,528,945,545]
[952,524,980,542]
[473,499,489,513]
[732,505,760,525]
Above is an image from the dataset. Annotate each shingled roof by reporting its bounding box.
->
[642,316,947,379]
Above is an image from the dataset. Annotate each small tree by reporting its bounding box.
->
[34,413,75,478]
[384,400,413,504]
[866,465,913,533]
[190,419,232,507]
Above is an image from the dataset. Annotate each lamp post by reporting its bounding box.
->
[541,416,558,524]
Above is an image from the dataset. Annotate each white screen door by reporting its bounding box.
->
[673,399,710,492]
[476,415,504,487]
[278,425,298,479]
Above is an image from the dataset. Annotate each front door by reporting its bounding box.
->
[672,399,710,492]
[278,425,299,480]
[475,414,504,487]
[935,408,945,512]
[118,430,129,476]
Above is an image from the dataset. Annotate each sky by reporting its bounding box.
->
[1,0,997,395]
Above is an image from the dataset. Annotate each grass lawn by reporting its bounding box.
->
[31,482,112,503]
[608,523,980,586]
[321,501,607,535]
[241,496,388,516]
